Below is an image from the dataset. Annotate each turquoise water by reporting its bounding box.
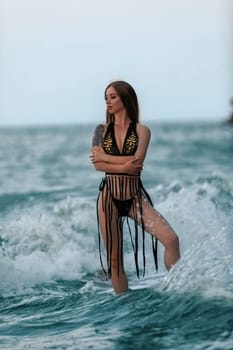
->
[0,122,233,350]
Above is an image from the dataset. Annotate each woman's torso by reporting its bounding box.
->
[102,122,140,200]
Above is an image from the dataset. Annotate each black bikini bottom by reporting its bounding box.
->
[112,197,133,217]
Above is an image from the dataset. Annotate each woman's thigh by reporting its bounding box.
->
[128,196,177,246]
[98,192,123,260]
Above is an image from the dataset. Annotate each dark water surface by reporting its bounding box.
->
[0,122,232,349]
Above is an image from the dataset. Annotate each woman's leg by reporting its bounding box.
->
[129,197,180,270]
[98,193,128,294]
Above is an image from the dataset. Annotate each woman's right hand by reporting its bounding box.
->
[91,145,108,163]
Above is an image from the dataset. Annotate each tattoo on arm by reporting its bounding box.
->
[92,124,104,146]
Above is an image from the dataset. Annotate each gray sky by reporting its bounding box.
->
[0,0,232,126]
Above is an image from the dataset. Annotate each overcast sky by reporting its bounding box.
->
[0,0,232,126]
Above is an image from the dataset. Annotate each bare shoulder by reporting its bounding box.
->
[136,123,151,138]
[94,122,109,133]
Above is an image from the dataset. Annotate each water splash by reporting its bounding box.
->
[0,198,99,294]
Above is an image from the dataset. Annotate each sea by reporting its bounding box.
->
[0,121,232,350]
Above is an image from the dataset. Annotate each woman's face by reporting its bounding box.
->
[105,86,125,115]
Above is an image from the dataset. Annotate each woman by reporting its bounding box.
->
[91,80,180,294]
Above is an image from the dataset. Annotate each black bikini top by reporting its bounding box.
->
[103,122,138,155]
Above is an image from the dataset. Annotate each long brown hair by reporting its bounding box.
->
[104,81,139,123]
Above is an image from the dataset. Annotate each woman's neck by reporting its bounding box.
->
[114,112,130,128]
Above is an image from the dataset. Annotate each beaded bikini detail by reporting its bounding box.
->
[103,122,138,155]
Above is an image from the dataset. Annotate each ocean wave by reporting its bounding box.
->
[0,173,232,300]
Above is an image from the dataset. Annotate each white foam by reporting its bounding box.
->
[155,181,233,298]
[0,197,99,294]
[0,177,232,298]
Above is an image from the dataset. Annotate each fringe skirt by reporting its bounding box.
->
[96,174,158,278]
